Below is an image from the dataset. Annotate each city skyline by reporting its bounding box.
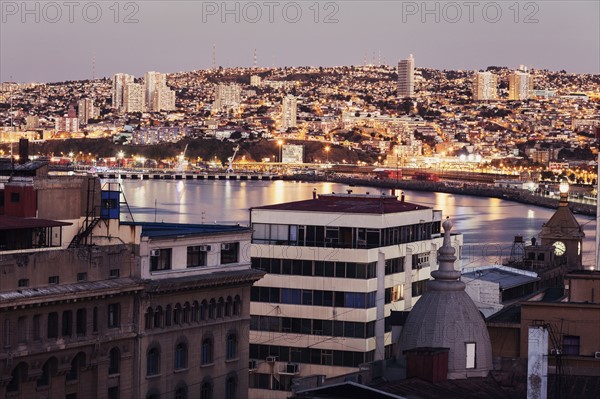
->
[1,1,598,83]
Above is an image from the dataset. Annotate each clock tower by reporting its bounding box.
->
[540,182,585,270]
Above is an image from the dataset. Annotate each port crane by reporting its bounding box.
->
[226,145,240,174]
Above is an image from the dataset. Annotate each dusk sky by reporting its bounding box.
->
[1,1,599,83]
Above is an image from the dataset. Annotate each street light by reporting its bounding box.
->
[325,146,330,164]
[117,151,125,173]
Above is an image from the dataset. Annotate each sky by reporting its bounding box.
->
[1,1,599,83]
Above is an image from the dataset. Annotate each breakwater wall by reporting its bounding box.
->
[286,175,597,217]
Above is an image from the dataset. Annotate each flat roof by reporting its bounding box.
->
[463,268,539,290]
[122,222,250,239]
[251,194,430,214]
[0,215,72,230]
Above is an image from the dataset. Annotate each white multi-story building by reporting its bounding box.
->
[124,82,144,113]
[213,84,241,114]
[397,54,415,98]
[77,98,96,125]
[509,71,533,100]
[472,71,498,101]
[55,115,79,132]
[250,75,262,87]
[112,73,134,111]
[281,94,297,130]
[145,71,176,112]
[248,192,463,398]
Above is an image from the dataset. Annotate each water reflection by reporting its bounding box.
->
[119,180,596,268]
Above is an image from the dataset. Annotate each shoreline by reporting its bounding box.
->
[285,175,597,217]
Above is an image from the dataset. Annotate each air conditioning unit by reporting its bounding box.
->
[150,249,160,257]
[550,349,562,355]
[266,356,277,363]
[594,351,600,359]
[285,363,299,374]
[249,359,258,370]
[221,243,231,251]
[198,245,212,252]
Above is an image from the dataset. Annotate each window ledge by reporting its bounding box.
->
[108,372,120,378]
[146,373,162,380]
[225,357,239,363]
[200,362,214,368]
[174,367,189,374]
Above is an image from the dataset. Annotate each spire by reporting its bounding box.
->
[429,217,465,291]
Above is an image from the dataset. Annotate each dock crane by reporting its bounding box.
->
[226,145,240,174]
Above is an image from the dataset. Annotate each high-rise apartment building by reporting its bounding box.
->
[472,71,498,101]
[213,84,241,114]
[77,98,96,125]
[397,54,415,98]
[250,75,262,87]
[144,71,176,112]
[55,115,79,133]
[124,83,144,113]
[112,73,134,111]
[248,192,462,398]
[509,71,533,100]
[281,94,297,130]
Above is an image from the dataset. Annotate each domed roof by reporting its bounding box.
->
[398,218,492,379]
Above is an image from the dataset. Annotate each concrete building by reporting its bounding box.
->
[145,71,176,112]
[123,83,144,113]
[472,71,498,101]
[250,75,262,87]
[25,115,39,130]
[77,98,96,126]
[248,192,462,398]
[112,73,134,111]
[281,94,297,130]
[509,71,533,101]
[54,115,79,133]
[213,84,241,114]
[0,160,264,399]
[397,55,415,98]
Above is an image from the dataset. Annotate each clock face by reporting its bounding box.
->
[553,241,566,256]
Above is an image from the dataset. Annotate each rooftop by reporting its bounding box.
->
[0,215,72,230]
[122,222,250,239]
[251,193,430,214]
[462,268,540,290]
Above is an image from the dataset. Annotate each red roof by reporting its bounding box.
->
[251,194,429,214]
[0,215,72,230]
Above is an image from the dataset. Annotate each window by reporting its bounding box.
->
[412,279,429,297]
[201,338,213,365]
[208,299,215,319]
[3,319,10,347]
[48,276,59,284]
[92,307,98,333]
[225,374,237,399]
[466,342,476,369]
[150,248,172,271]
[412,253,430,269]
[175,343,188,370]
[220,242,239,264]
[62,311,73,337]
[17,317,26,343]
[18,279,29,287]
[33,314,41,340]
[192,301,200,322]
[217,298,224,318]
[233,295,241,316]
[108,386,120,399]
[226,333,237,360]
[147,346,160,376]
[76,309,87,336]
[173,304,182,325]
[145,307,154,329]
[66,353,85,381]
[108,304,120,328]
[200,380,213,399]
[174,384,188,399]
[7,363,27,393]
[187,246,208,267]
[109,269,120,278]
[200,300,207,321]
[165,305,172,327]
[154,306,163,328]
[109,348,120,374]
[563,335,580,356]
[225,297,233,317]
[37,358,56,387]
[47,312,58,339]
[183,302,190,323]
[77,272,87,282]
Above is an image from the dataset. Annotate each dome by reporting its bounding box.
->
[398,218,492,379]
